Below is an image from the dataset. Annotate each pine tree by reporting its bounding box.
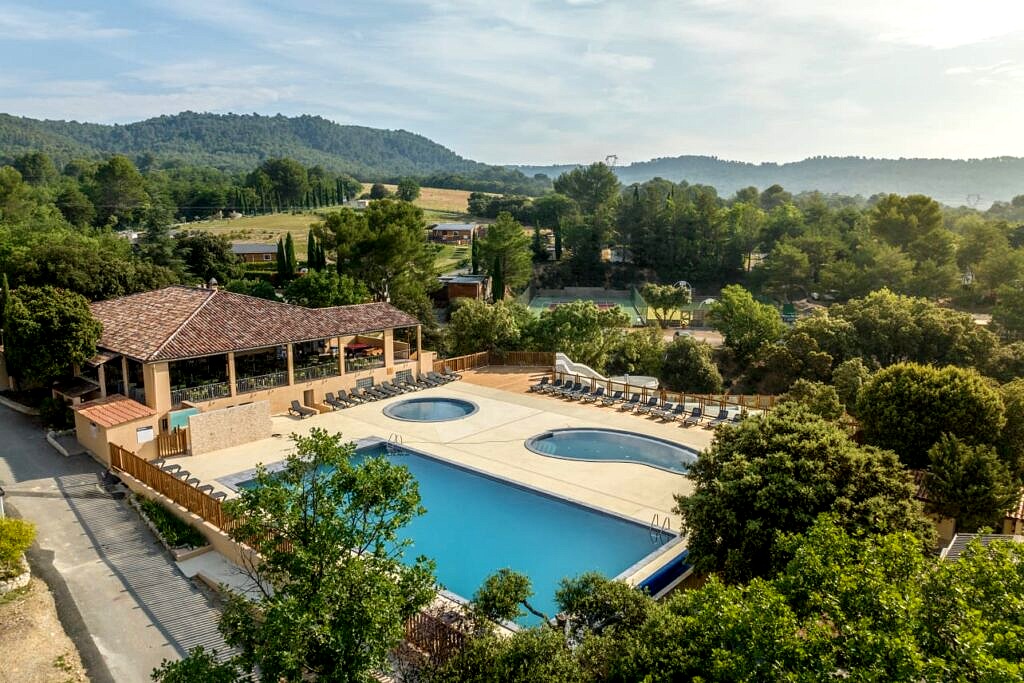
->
[285,233,297,277]
[491,255,504,303]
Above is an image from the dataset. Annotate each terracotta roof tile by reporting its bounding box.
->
[91,286,420,362]
[75,394,156,428]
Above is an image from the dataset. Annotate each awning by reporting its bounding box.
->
[87,350,121,367]
[346,342,371,350]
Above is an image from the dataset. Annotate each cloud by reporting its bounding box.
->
[0,5,134,40]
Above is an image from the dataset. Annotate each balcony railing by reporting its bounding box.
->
[236,371,288,394]
[345,356,385,373]
[294,362,341,383]
[171,381,230,406]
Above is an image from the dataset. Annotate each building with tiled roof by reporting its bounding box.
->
[912,469,1024,545]
[69,285,434,463]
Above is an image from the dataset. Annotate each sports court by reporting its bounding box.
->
[526,287,648,326]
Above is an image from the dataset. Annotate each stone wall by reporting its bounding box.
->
[188,401,272,456]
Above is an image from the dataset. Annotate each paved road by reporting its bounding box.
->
[0,406,229,682]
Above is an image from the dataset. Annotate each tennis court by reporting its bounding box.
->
[527,288,648,326]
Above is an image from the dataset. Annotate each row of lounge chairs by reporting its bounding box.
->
[289,368,464,417]
[529,376,744,428]
[151,458,227,500]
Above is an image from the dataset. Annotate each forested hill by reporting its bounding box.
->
[515,155,1024,207]
[0,111,544,193]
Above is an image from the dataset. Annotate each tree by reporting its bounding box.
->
[445,299,533,357]
[605,327,664,378]
[759,183,792,211]
[660,335,723,394]
[284,232,297,276]
[997,379,1024,481]
[247,158,309,208]
[858,363,1006,469]
[152,647,245,683]
[275,238,289,280]
[675,403,932,582]
[224,278,278,301]
[831,357,872,414]
[869,193,943,248]
[12,151,57,185]
[530,225,547,262]
[190,429,436,682]
[284,270,370,308]
[306,229,318,269]
[396,177,421,202]
[369,183,390,200]
[993,283,1024,336]
[91,154,149,227]
[552,163,619,215]
[3,286,102,384]
[470,232,480,274]
[707,285,784,363]
[553,225,563,261]
[639,283,691,327]
[779,379,843,420]
[758,242,811,301]
[478,212,532,298]
[173,231,244,284]
[54,184,96,227]
[925,434,1019,533]
[529,301,628,372]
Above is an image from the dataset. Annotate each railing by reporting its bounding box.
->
[171,382,231,406]
[394,348,412,362]
[552,370,778,413]
[156,429,188,457]
[235,371,288,394]
[404,611,467,664]
[432,351,556,373]
[294,362,340,382]
[345,356,385,373]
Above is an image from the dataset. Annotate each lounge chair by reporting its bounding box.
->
[174,470,191,480]
[682,407,703,426]
[541,378,564,394]
[558,382,583,397]
[441,366,462,381]
[211,491,227,501]
[427,371,451,385]
[601,390,623,406]
[581,387,605,403]
[566,383,590,400]
[635,397,661,415]
[659,403,687,421]
[394,378,417,392]
[289,400,317,418]
[324,392,347,410]
[365,386,390,400]
[409,374,431,389]
[197,484,214,494]
[417,373,442,388]
[704,408,730,428]
[730,412,745,424]
[618,393,641,411]
[337,389,361,405]
[654,402,679,420]
[379,382,403,396]
[350,387,373,402]
[529,376,550,392]
[160,463,180,474]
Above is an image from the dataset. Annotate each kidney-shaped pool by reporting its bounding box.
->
[526,428,699,474]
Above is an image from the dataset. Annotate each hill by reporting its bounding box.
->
[0,111,546,194]
[515,155,1024,207]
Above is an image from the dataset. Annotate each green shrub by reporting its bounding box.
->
[39,396,74,429]
[0,518,36,577]
[139,499,206,549]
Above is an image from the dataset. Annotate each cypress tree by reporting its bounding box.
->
[318,242,327,270]
[285,233,297,277]
[307,229,317,269]
[471,234,480,275]
[276,238,287,280]
[531,224,546,261]
[491,255,504,303]
[554,225,563,261]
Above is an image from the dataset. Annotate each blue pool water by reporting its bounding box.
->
[241,442,672,625]
[525,428,699,474]
[383,397,478,422]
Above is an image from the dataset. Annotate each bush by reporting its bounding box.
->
[39,396,74,429]
[139,499,205,549]
[0,518,36,577]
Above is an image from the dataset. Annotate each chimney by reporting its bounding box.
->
[208,278,219,291]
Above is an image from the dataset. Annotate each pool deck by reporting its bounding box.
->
[176,376,714,531]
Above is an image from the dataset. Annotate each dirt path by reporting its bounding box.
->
[0,577,87,683]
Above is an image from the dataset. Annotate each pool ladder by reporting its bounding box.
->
[650,514,671,544]
[386,433,403,454]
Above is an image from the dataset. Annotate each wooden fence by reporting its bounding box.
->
[552,370,778,413]
[404,611,467,664]
[156,428,189,458]
[109,443,232,530]
[433,351,556,374]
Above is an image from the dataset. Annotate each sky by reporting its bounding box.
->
[1,0,1023,165]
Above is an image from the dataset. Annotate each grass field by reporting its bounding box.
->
[183,185,477,258]
[434,244,471,273]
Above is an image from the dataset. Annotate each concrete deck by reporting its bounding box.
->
[176,379,715,525]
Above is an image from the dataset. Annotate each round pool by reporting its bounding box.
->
[384,397,479,422]
[525,428,698,474]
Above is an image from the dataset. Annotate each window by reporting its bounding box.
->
[136,426,155,444]
[356,377,375,389]
[262,253,272,261]
[396,370,413,383]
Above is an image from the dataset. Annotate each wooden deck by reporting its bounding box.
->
[459,366,549,393]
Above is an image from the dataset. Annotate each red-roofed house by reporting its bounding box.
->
[72,285,434,462]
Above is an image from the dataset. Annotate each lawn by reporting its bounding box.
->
[183,186,479,264]
[434,243,472,274]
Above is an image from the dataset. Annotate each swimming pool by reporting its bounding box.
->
[383,397,479,422]
[525,428,699,474]
[237,441,676,625]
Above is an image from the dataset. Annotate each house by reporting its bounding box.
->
[231,243,278,264]
[429,223,483,245]
[344,199,371,209]
[436,274,491,305]
[940,533,1024,561]
[70,285,434,461]
[913,469,1024,546]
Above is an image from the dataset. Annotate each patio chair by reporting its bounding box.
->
[528,376,550,392]
[380,381,405,395]
[197,484,214,494]
[618,393,641,411]
[558,381,582,397]
[417,373,442,388]
[566,383,590,400]
[704,408,731,428]
[652,401,677,420]
[186,478,201,487]
[682,407,703,426]
[541,378,564,394]
[581,387,605,403]
[365,386,390,400]
[730,412,745,424]
[659,403,687,422]
[441,366,462,381]
[601,390,623,406]
[427,371,450,385]
[324,392,349,409]
[289,400,317,419]
[337,389,361,405]
[211,491,227,501]
[160,463,181,474]
[397,378,419,392]
[635,397,661,415]
[174,470,191,480]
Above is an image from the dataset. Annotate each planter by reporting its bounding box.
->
[0,555,31,596]
[128,495,210,562]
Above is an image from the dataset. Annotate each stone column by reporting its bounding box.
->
[286,344,295,385]
[227,352,237,397]
[98,364,107,399]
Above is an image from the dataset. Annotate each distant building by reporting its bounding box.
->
[436,274,491,305]
[344,199,371,209]
[430,223,483,245]
[231,243,277,264]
